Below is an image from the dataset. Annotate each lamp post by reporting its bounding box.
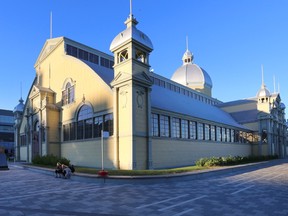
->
[98,130,109,178]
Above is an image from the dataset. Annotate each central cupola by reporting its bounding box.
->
[171,43,213,97]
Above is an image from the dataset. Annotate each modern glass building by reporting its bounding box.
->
[0,109,15,159]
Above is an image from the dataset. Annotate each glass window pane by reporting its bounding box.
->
[172,117,180,138]
[181,120,188,139]
[93,116,102,138]
[160,115,170,137]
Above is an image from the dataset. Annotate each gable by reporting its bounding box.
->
[34,37,64,67]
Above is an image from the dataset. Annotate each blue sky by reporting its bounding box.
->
[1,0,288,111]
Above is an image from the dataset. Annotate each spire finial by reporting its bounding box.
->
[20,82,22,99]
[273,75,276,93]
[50,11,53,39]
[261,64,265,86]
[130,0,133,18]
[125,0,138,27]
[186,35,189,51]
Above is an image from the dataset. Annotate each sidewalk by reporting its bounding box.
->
[8,158,288,183]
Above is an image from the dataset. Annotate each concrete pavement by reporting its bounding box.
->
[0,158,287,215]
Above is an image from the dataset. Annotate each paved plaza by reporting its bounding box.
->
[0,159,288,216]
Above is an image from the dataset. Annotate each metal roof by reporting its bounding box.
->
[151,85,249,130]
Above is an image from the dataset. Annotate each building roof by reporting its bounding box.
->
[81,60,114,86]
[151,85,249,130]
[216,99,256,107]
[0,109,13,116]
[229,110,259,124]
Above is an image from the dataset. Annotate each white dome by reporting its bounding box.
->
[256,84,270,98]
[110,17,153,51]
[171,49,212,89]
[171,64,212,88]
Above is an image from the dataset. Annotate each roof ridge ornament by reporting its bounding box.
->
[182,36,193,65]
[256,65,271,98]
[125,0,138,27]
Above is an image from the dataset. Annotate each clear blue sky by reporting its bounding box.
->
[1,0,288,111]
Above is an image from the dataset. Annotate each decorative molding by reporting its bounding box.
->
[120,90,128,108]
[136,89,144,109]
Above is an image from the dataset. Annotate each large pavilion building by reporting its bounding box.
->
[14,9,287,170]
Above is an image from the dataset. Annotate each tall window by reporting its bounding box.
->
[231,129,235,142]
[104,114,113,136]
[77,105,93,140]
[93,116,103,138]
[181,120,188,139]
[85,118,93,139]
[226,128,231,142]
[63,124,69,141]
[160,115,170,137]
[197,123,204,140]
[172,117,180,138]
[189,121,197,139]
[62,82,74,105]
[222,128,226,142]
[216,126,221,141]
[204,124,211,140]
[69,122,75,140]
[211,125,216,141]
[151,114,159,137]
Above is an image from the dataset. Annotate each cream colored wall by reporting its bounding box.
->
[46,109,60,143]
[135,137,148,169]
[61,138,115,169]
[251,142,269,156]
[152,138,251,168]
[32,40,113,164]
[36,41,113,125]
[118,137,133,169]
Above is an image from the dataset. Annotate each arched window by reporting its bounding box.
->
[135,49,146,63]
[118,49,128,63]
[62,82,75,105]
[77,105,93,139]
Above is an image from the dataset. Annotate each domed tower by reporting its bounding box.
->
[13,97,24,161]
[110,5,153,170]
[171,46,212,96]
